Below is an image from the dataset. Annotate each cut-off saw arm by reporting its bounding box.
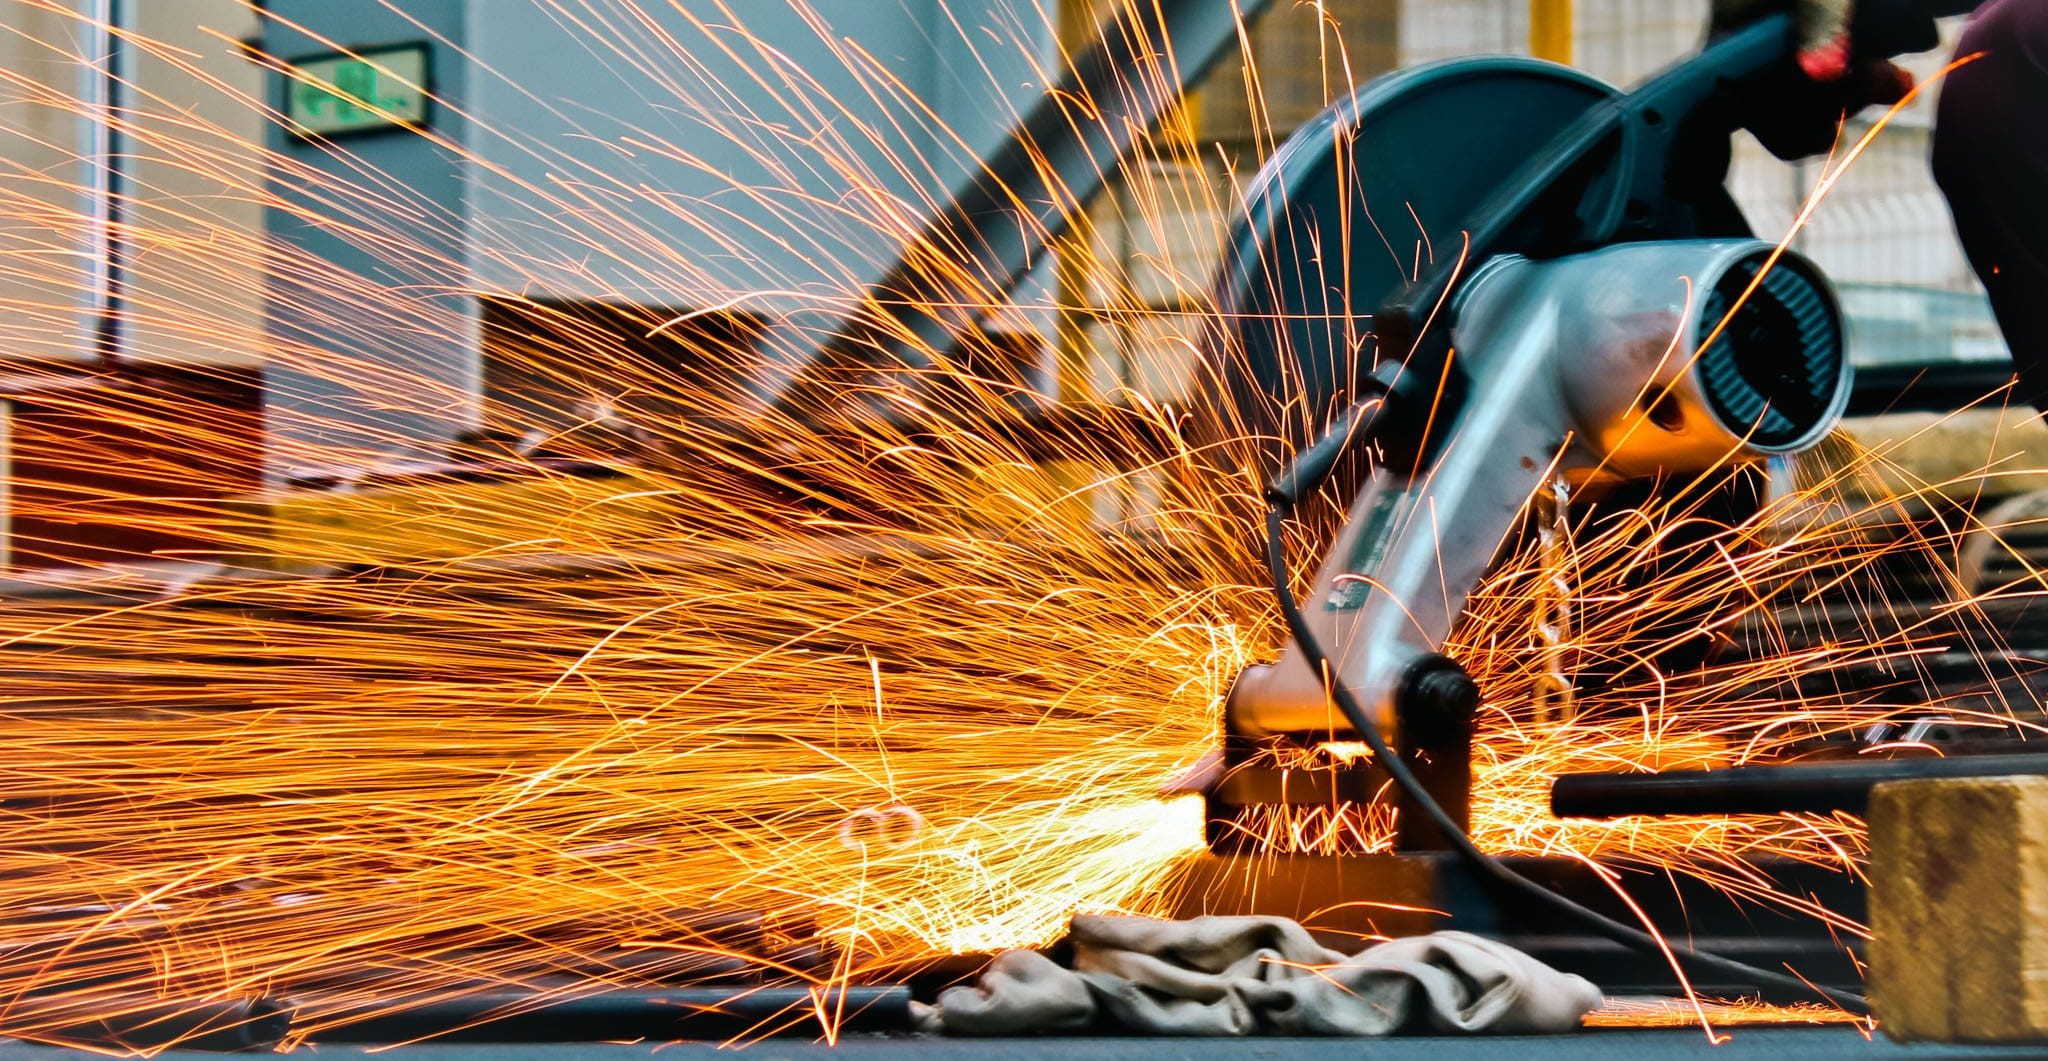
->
[1210,0,1964,748]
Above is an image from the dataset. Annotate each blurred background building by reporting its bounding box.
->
[0,0,2006,570]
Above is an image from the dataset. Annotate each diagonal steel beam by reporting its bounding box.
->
[762,0,1272,416]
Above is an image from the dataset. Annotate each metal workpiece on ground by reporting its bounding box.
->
[1551,751,2048,819]
[1227,239,1849,741]
[303,986,914,1044]
[28,997,293,1053]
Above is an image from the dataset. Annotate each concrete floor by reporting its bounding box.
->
[4,1029,2046,1060]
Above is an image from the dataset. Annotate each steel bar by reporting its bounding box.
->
[304,985,913,1043]
[33,998,292,1053]
[1551,752,2048,819]
[1846,359,2020,415]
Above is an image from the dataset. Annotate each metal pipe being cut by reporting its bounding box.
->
[1551,753,2048,819]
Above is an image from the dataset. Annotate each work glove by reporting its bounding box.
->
[1711,0,1859,79]
[1708,0,1919,159]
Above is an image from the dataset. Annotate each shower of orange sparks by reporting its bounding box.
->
[0,0,2027,1050]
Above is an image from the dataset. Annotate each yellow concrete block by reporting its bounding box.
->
[260,471,684,569]
[1869,776,2048,1042]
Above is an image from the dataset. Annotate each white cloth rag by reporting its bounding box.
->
[917,915,1603,1036]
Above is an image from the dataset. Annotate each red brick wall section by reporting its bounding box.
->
[6,364,263,570]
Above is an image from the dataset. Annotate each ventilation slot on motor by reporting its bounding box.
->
[1695,251,1843,451]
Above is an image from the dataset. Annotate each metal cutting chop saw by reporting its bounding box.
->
[1179,1,1973,997]
[785,0,1974,1000]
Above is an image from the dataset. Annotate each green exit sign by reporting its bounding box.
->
[285,44,430,137]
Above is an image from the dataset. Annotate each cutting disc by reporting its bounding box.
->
[1200,57,1620,473]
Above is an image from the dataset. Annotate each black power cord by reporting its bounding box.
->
[1261,401,1869,1012]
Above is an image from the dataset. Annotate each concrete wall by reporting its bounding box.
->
[254,0,1057,473]
[124,0,267,368]
[0,0,267,368]
[0,1,103,366]
[262,0,477,475]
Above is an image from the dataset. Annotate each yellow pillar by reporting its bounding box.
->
[1050,0,1203,409]
[1036,0,1214,533]
[1032,0,1115,532]
[1530,0,1573,65]
[1054,0,1106,409]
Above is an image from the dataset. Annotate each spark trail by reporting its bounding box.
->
[0,0,2029,1049]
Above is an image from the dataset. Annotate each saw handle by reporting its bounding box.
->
[1739,0,1962,158]
[1263,395,1382,507]
[1373,0,1961,419]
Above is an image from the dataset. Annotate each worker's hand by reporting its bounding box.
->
[1708,0,1918,159]
[1711,0,1857,80]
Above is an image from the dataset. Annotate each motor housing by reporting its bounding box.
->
[1227,238,1849,739]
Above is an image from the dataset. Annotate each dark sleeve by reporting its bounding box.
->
[1932,0,2048,411]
